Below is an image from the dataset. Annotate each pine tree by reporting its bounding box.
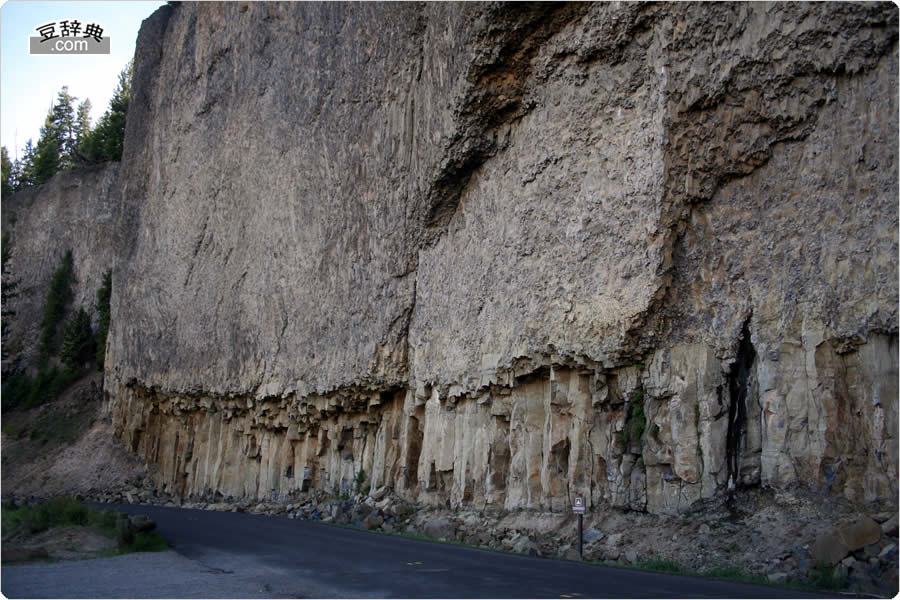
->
[74,99,93,151]
[94,269,111,369]
[15,140,37,190]
[60,307,94,370]
[52,86,79,168]
[82,62,132,162]
[32,87,80,183]
[32,113,61,185]
[1,147,11,197]
[1,232,20,365]
[37,250,75,365]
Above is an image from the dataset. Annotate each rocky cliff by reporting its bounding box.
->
[91,2,898,514]
[2,163,122,371]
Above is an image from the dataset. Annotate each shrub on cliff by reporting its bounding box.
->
[1,231,19,365]
[60,307,95,370]
[94,270,111,370]
[37,250,75,366]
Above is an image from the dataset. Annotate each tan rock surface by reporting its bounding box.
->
[105,2,897,513]
[2,3,896,518]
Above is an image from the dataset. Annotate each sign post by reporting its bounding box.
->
[572,494,586,558]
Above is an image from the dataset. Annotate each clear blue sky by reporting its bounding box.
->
[1,0,165,161]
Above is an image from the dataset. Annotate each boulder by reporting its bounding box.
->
[423,517,456,540]
[512,536,540,557]
[583,528,603,543]
[469,530,492,547]
[812,517,882,566]
[880,515,898,537]
[811,531,848,567]
[363,514,384,530]
[839,517,882,552]
[624,550,638,564]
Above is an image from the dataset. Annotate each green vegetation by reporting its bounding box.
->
[3,249,87,410]
[31,87,79,184]
[3,62,132,193]
[94,269,112,369]
[2,497,167,557]
[4,496,94,533]
[60,307,95,369]
[38,250,75,365]
[701,563,766,584]
[625,392,646,447]
[1,231,19,364]
[80,62,132,163]
[1,367,83,412]
[16,397,88,443]
[354,468,370,495]
[630,554,769,585]
[124,530,169,553]
[808,561,847,590]
[2,253,114,411]
[635,554,685,573]
[1,147,12,197]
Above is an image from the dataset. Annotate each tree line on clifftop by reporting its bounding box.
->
[1,61,132,196]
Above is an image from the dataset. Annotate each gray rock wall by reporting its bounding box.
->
[104,2,898,513]
[2,163,121,371]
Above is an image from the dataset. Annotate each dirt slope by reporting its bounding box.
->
[1,372,146,499]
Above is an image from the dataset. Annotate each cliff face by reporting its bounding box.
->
[105,2,897,513]
[2,163,122,371]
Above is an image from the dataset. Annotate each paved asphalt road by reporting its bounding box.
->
[4,503,838,599]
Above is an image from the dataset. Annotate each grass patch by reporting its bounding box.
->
[630,554,770,586]
[100,530,168,556]
[4,496,92,533]
[635,554,686,574]
[700,562,767,584]
[2,421,24,438]
[2,497,167,557]
[808,561,847,591]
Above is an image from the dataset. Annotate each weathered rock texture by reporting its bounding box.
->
[2,163,122,371]
[101,2,898,514]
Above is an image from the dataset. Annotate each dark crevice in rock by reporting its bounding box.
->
[420,3,589,240]
[726,317,756,489]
